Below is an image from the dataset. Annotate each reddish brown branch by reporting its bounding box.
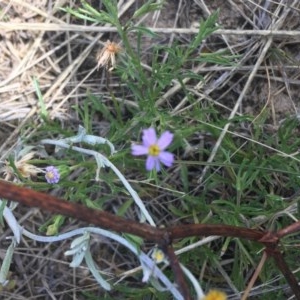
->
[168,224,264,242]
[267,248,300,299]
[1,180,300,298]
[162,244,192,300]
[0,180,266,242]
[277,221,300,239]
[0,180,166,243]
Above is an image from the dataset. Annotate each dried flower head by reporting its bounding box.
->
[0,151,43,181]
[45,166,60,184]
[96,40,122,71]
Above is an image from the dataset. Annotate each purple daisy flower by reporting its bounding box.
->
[45,166,60,184]
[131,128,174,171]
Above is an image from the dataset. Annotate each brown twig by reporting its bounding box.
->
[0,181,166,241]
[267,248,300,299]
[169,224,264,242]
[1,180,300,298]
[162,243,192,300]
[0,180,266,242]
[277,221,300,239]
[241,252,268,300]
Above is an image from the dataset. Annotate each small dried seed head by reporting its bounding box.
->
[96,40,122,71]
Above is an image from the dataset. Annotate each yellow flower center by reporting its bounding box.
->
[203,290,227,300]
[152,248,165,263]
[148,144,160,156]
[46,172,54,179]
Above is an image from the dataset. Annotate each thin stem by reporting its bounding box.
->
[277,220,300,239]
[3,23,300,37]
[169,224,264,242]
[268,248,300,299]
[162,243,192,300]
[241,252,268,300]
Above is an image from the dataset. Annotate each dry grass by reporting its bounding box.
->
[1,0,300,299]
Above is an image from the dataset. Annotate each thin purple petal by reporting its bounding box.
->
[146,156,160,171]
[157,131,173,150]
[142,128,157,147]
[131,144,149,156]
[159,151,174,167]
[154,159,161,171]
